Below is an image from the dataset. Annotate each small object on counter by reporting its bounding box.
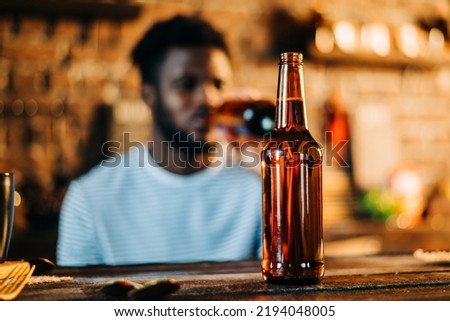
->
[101,278,179,300]
[101,279,142,297]
[0,173,14,264]
[28,275,73,285]
[128,278,180,300]
[27,257,56,275]
[9,257,56,276]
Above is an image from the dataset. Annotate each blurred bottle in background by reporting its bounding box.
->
[213,99,275,174]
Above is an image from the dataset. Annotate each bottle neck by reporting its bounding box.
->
[275,52,308,131]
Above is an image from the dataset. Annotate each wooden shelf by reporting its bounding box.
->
[308,46,450,69]
[0,0,142,20]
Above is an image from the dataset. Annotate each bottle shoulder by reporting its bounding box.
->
[264,129,322,146]
[262,129,323,159]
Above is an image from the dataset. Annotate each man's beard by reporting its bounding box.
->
[152,96,213,156]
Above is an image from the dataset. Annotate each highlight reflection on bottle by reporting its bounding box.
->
[261,52,324,285]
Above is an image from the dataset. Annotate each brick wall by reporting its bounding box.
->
[1,0,449,230]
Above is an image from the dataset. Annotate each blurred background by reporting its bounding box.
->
[0,0,449,261]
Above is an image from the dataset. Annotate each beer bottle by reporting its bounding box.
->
[261,52,324,284]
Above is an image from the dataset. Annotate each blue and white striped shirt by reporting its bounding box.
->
[56,147,262,266]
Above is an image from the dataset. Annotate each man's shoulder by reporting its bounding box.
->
[74,148,149,185]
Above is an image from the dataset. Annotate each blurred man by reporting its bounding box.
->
[56,15,262,266]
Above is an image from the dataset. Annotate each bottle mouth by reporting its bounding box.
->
[279,52,303,64]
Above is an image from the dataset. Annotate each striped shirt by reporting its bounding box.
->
[56,147,262,267]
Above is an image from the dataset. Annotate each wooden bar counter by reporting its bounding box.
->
[17,252,450,300]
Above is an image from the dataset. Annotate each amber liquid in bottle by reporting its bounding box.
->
[261,52,324,284]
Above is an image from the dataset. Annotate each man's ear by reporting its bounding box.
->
[141,84,156,110]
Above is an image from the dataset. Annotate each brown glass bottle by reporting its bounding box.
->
[261,52,324,284]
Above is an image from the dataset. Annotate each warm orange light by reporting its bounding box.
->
[315,26,334,53]
[334,20,357,53]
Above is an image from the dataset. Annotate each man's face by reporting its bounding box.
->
[151,47,233,148]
